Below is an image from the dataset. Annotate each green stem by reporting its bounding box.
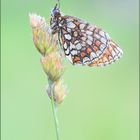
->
[51,97,60,140]
[49,81,60,140]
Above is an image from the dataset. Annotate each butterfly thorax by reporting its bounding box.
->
[50,7,64,34]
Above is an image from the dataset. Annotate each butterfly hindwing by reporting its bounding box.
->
[58,16,123,66]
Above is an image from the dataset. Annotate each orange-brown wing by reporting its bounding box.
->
[59,15,123,66]
[88,41,123,66]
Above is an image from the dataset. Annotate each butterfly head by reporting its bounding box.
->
[50,4,62,34]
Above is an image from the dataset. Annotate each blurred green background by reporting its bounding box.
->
[1,0,139,140]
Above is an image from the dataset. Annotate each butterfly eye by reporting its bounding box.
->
[52,8,60,17]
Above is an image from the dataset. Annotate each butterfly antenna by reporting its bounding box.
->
[58,0,60,9]
[56,0,60,9]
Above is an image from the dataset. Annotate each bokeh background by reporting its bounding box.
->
[1,0,139,140]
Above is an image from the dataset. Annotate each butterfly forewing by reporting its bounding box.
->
[58,15,123,66]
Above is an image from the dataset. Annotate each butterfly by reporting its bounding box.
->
[50,4,123,67]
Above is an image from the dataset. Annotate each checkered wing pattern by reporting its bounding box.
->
[59,16,123,66]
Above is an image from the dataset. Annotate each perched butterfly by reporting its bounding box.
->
[50,4,123,67]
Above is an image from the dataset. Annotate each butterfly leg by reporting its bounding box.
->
[57,31,65,57]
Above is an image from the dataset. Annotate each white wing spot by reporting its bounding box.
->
[87,40,92,45]
[101,37,107,44]
[111,50,116,58]
[65,48,70,55]
[86,30,93,35]
[64,43,67,49]
[59,23,62,27]
[87,35,93,41]
[81,30,85,32]
[106,33,111,39]
[90,52,97,60]
[76,43,82,50]
[67,28,71,33]
[71,50,78,55]
[66,19,73,22]
[114,48,119,54]
[73,31,78,37]
[100,44,106,51]
[64,34,71,40]
[83,57,91,64]
[117,47,123,54]
[80,24,85,29]
[96,50,102,56]
[81,42,86,47]
[94,34,100,39]
[81,37,86,41]
[70,43,76,50]
[67,22,76,28]
[88,26,96,31]
[99,31,105,37]
[114,55,119,60]
[74,40,79,44]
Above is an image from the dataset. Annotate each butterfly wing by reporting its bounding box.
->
[88,40,123,66]
[59,16,123,66]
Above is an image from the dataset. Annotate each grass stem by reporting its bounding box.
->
[50,82,60,140]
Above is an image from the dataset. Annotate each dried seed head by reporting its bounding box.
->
[30,13,67,104]
[29,13,46,28]
[53,79,67,104]
[29,13,58,55]
[41,52,64,81]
